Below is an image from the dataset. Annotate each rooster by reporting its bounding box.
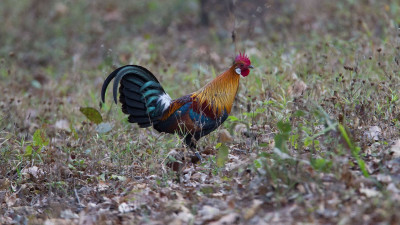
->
[101,53,253,161]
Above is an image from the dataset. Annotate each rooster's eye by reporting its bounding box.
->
[240,64,244,68]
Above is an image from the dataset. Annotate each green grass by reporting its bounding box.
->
[1,0,400,224]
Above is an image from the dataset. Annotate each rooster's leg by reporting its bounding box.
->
[184,134,202,163]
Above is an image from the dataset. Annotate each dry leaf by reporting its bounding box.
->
[234,124,247,137]
[365,126,381,141]
[60,209,79,219]
[391,139,400,157]
[118,202,135,213]
[376,174,392,184]
[44,219,74,225]
[6,193,17,207]
[244,199,263,220]
[209,213,240,225]
[21,166,44,179]
[170,210,194,225]
[360,188,381,197]
[387,183,400,194]
[198,205,221,221]
[288,73,307,97]
[218,129,233,143]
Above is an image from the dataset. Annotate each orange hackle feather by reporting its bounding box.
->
[190,65,240,117]
[160,65,240,121]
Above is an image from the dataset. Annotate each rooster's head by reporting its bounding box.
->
[233,52,253,77]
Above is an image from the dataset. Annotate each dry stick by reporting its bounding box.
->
[74,188,82,206]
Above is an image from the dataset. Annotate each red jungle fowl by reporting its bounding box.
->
[101,53,253,161]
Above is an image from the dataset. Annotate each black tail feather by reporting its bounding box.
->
[101,66,121,104]
[101,65,170,127]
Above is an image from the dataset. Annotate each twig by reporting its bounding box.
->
[74,188,81,205]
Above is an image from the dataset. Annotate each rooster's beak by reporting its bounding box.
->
[248,65,254,69]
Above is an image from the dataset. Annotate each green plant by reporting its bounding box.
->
[24,129,49,163]
[338,124,369,177]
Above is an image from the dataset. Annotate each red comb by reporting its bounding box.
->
[235,52,251,65]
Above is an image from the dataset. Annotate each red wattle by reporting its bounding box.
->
[241,68,250,77]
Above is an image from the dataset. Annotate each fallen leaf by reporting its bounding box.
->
[391,139,400,157]
[118,202,135,213]
[364,126,381,141]
[60,209,79,219]
[387,183,400,194]
[80,107,103,124]
[96,122,113,134]
[209,213,240,225]
[359,188,381,197]
[244,199,263,220]
[169,211,193,225]
[191,172,207,182]
[218,129,233,143]
[21,166,44,179]
[44,219,74,225]
[198,205,221,221]
[96,181,109,192]
[6,193,17,207]
[288,73,307,97]
[234,124,247,137]
[376,174,392,184]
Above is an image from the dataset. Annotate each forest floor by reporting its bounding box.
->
[1,0,400,224]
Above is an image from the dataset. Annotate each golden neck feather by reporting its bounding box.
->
[191,66,240,115]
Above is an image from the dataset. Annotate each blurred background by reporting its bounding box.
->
[1,0,398,75]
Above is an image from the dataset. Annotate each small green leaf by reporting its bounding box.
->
[310,158,332,172]
[99,173,106,181]
[228,116,239,122]
[68,163,77,170]
[258,142,269,147]
[254,158,263,168]
[304,137,313,147]
[263,100,274,105]
[216,143,229,168]
[258,152,270,158]
[70,123,79,139]
[80,107,103,124]
[274,133,289,151]
[215,142,222,149]
[200,186,214,195]
[255,108,266,113]
[277,120,291,133]
[33,129,49,147]
[24,145,33,156]
[294,110,305,117]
